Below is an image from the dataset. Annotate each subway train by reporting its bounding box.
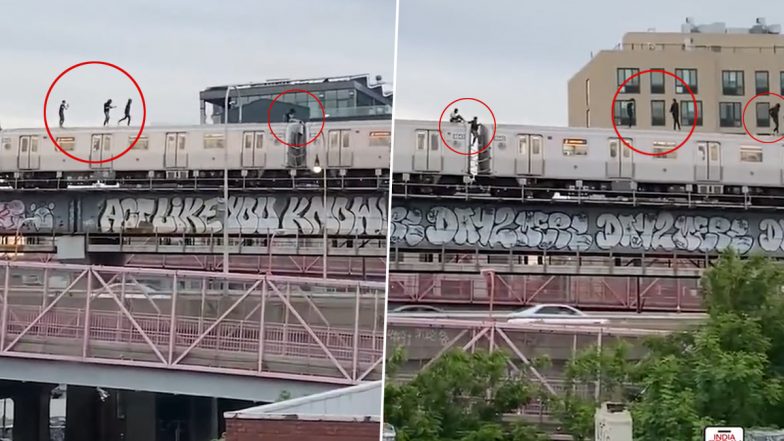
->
[393,119,784,197]
[0,120,391,187]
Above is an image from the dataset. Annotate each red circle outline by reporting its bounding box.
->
[741,91,784,144]
[43,61,147,164]
[610,69,697,156]
[267,89,326,148]
[438,97,497,156]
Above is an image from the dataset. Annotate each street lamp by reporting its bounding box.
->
[312,155,327,279]
[222,84,249,274]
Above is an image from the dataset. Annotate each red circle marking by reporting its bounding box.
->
[742,91,784,144]
[610,69,697,156]
[267,89,326,148]
[438,97,497,156]
[43,61,147,164]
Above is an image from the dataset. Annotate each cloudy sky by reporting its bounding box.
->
[394,0,782,125]
[0,0,396,128]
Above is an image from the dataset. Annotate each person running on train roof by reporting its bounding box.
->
[59,100,69,128]
[770,103,781,134]
[449,108,465,123]
[103,99,116,126]
[285,109,297,122]
[670,99,680,131]
[118,99,132,126]
[626,99,635,128]
[469,116,480,145]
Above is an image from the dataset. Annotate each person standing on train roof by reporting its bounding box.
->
[626,99,635,128]
[449,108,464,123]
[117,99,132,126]
[770,103,780,134]
[103,99,116,126]
[468,116,480,146]
[285,108,296,122]
[670,99,680,131]
[58,100,69,128]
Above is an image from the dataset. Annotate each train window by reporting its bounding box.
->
[429,132,439,151]
[518,136,528,154]
[131,136,149,150]
[244,133,253,150]
[1,138,10,151]
[91,136,101,152]
[531,136,542,155]
[709,143,719,161]
[255,133,263,149]
[609,139,618,158]
[416,131,426,151]
[562,138,588,156]
[740,146,763,163]
[342,131,350,149]
[57,137,76,151]
[243,132,263,150]
[369,131,391,148]
[204,134,224,149]
[102,135,111,150]
[329,131,340,149]
[651,141,677,159]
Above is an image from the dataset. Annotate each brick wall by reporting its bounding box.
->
[226,418,381,441]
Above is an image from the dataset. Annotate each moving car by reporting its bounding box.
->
[507,304,608,325]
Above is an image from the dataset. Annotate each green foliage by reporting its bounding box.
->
[384,348,547,441]
[557,250,784,440]
[276,390,292,401]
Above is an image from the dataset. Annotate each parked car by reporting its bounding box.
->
[507,304,608,325]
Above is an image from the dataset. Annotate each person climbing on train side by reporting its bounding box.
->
[59,100,69,128]
[626,99,635,128]
[670,99,680,131]
[468,116,480,146]
[770,103,780,134]
[103,99,116,126]
[117,99,132,126]
[449,108,464,123]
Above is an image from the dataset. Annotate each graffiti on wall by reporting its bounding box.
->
[389,204,784,254]
[97,195,387,235]
[0,200,57,231]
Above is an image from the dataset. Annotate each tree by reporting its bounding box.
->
[384,348,548,441]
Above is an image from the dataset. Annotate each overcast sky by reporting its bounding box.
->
[0,0,396,128]
[394,0,782,125]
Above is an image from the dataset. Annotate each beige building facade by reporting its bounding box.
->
[568,18,784,135]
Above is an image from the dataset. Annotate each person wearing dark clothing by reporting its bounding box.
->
[117,99,132,126]
[468,117,480,146]
[626,99,635,128]
[670,99,680,130]
[58,100,68,128]
[285,109,296,122]
[103,99,116,126]
[449,108,464,123]
[770,103,781,134]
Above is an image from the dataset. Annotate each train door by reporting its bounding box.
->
[515,134,544,175]
[327,129,352,167]
[413,130,441,172]
[17,136,39,170]
[607,137,634,178]
[242,131,265,167]
[89,134,112,169]
[164,132,187,168]
[695,141,721,181]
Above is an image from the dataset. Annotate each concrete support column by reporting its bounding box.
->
[189,396,218,441]
[12,385,51,441]
[124,391,157,441]
[65,386,99,441]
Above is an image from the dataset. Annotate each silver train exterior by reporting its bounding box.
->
[393,119,784,195]
[0,120,391,182]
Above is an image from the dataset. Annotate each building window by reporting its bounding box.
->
[675,68,698,94]
[740,146,763,163]
[680,101,703,126]
[617,68,640,93]
[755,71,770,94]
[651,101,665,126]
[722,71,744,96]
[614,100,636,126]
[756,102,770,127]
[650,69,665,94]
[719,102,741,127]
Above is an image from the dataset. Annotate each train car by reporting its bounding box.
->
[393,119,784,199]
[0,120,391,188]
